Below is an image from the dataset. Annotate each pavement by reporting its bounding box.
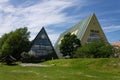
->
[20,63,51,67]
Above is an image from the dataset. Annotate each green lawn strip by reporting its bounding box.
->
[0,58,120,80]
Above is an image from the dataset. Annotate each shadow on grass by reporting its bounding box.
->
[7,63,18,66]
[1,63,18,66]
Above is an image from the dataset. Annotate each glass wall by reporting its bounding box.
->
[30,28,58,61]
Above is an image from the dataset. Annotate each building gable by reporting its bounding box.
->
[80,14,107,45]
[30,27,58,61]
[54,13,108,58]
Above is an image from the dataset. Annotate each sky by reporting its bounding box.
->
[0,0,120,44]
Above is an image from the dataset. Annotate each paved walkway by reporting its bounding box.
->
[20,63,51,67]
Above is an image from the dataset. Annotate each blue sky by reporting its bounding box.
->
[0,0,120,44]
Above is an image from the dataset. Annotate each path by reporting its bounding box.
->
[20,63,51,67]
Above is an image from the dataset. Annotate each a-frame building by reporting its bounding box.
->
[54,13,108,58]
[29,27,58,61]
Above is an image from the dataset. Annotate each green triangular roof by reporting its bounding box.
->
[55,14,94,45]
[73,14,94,40]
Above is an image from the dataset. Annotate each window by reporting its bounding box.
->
[41,34,46,39]
[86,29,101,43]
[90,33,100,38]
[90,30,99,33]
[86,38,91,43]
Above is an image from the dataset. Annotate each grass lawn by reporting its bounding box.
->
[0,58,120,80]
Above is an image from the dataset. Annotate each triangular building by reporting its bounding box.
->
[54,14,108,58]
[29,27,58,61]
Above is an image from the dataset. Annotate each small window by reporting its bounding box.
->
[41,34,46,39]
[86,38,92,43]
[90,33,100,38]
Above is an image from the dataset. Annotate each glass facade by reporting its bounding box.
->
[87,30,101,43]
[30,27,58,61]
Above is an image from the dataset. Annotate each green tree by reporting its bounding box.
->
[0,34,7,49]
[74,40,114,58]
[0,33,12,58]
[0,27,31,61]
[0,33,12,50]
[59,33,81,58]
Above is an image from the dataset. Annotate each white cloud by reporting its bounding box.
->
[103,25,120,33]
[0,0,8,3]
[0,0,86,44]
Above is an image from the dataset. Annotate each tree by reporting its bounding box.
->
[0,33,9,49]
[0,33,12,59]
[0,27,31,61]
[59,33,81,58]
[74,40,114,58]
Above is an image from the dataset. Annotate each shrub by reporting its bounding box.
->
[74,40,114,58]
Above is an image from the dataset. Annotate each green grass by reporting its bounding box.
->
[0,58,120,80]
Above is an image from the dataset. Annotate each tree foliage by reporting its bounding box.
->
[59,33,81,58]
[74,40,114,58]
[0,27,31,62]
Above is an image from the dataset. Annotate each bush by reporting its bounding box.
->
[74,40,114,58]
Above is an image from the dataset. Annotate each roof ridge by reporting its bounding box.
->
[64,14,94,34]
[76,14,94,39]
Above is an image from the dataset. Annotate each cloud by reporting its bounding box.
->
[0,0,8,3]
[103,25,120,33]
[0,0,87,44]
